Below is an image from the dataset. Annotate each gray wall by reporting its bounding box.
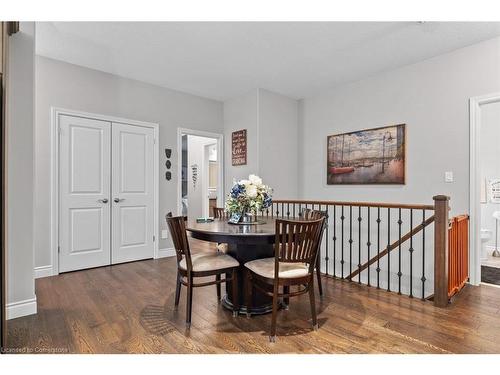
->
[223,88,299,199]
[297,37,500,295]
[299,36,500,216]
[6,22,36,316]
[223,89,260,194]
[35,56,223,269]
[258,89,299,199]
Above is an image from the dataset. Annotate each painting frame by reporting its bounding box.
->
[326,124,406,185]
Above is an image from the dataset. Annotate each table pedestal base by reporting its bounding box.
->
[223,242,281,315]
[221,294,281,315]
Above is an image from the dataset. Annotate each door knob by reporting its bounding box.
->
[114,198,124,203]
[98,198,109,204]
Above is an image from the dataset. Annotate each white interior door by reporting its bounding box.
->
[111,123,155,264]
[59,115,111,272]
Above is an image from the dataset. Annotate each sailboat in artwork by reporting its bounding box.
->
[329,134,354,174]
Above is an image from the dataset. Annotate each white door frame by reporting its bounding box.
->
[177,127,224,216]
[469,93,500,285]
[51,107,160,275]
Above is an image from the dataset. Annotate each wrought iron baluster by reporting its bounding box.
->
[387,208,391,292]
[341,206,345,279]
[293,203,296,218]
[333,205,337,278]
[367,207,371,287]
[298,203,302,217]
[287,203,290,218]
[421,209,426,300]
[281,203,284,218]
[398,208,402,295]
[349,206,353,281]
[376,207,381,288]
[325,205,329,276]
[358,206,362,284]
[409,208,414,298]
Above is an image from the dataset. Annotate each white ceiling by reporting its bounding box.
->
[36,22,500,101]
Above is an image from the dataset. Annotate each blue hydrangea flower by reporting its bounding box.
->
[231,183,245,198]
[262,193,272,208]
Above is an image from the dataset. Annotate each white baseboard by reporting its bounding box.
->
[7,297,37,320]
[34,265,53,279]
[157,247,176,258]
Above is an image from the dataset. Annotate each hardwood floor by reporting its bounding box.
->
[6,240,500,353]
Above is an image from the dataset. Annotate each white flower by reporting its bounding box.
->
[249,174,262,186]
[240,179,251,187]
[246,184,258,198]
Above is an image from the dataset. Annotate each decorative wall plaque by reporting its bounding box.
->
[232,129,247,166]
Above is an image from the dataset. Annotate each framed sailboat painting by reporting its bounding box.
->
[327,124,406,185]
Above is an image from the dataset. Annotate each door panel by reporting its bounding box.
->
[59,115,111,272]
[112,123,154,264]
[70,207,102,253]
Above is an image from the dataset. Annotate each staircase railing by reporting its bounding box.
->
[263,195,456,307]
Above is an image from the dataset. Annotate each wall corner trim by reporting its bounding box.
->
[6,297,37,320]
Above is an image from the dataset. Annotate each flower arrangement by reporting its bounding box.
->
[225,174,273,217]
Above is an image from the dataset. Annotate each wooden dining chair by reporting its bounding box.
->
[166,213,240,328]
[210,207,230,298]
[212,207,229,219]
[244,217,326,342]
[301,208,328,297]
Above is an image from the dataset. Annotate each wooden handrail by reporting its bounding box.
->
[272,199,435,211]
[266,195,453,306]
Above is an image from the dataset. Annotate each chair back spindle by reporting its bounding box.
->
[212,207,228,219]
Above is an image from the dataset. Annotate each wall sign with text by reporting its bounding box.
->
[232,129,247,166]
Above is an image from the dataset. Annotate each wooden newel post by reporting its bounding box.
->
[433,195,450,307]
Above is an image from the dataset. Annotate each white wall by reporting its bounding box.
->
[480,100,500,251]
[6,22,37,318]
[223,88,299,200]
[299,36,500,216]
[35,56,223,270]
[186,135,217,218]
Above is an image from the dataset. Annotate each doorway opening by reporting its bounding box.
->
[470,93,500,287]
[178,128,224,218]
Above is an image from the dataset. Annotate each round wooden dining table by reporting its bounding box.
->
[186,218,279,315]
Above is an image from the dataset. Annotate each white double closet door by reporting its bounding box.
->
[59,115,155,273]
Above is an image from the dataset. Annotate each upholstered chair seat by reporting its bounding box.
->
[216,243,228,252]
[245,258,309,279]
[179,252,239,272]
